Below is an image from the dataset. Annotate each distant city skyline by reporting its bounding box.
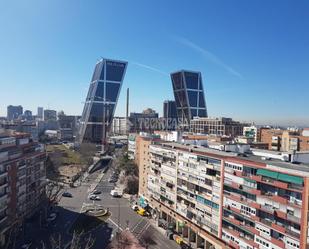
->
[0,1,308,126]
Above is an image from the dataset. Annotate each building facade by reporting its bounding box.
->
[78,58,128,144]
[129,109,160,133]
[243,126,259,142]
[37,107,44,120]
[163,100,178,130]
[111,117,128,135]
[7,105,23,121]
[141,141,309,249]
[44,109,57,121]
[190,117,248,137]
[135,133,160,202]
[171,70,207,127]
[0,132,46,246]
[260,128,309,152]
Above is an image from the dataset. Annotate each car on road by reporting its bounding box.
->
[131,204,139,211]
[137,208,149,216]
[89,194,101,201]
[91,190,102,195]
[62,192,73,198]
[108,178,117,183]
[110,189,122,197]
[46,213,57,222]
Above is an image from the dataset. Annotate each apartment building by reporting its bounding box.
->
[0,132,46,246]
[260,128,309,152]
[143,141,309,249]
[135,133,160,204]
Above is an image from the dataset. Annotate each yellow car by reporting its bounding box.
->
[137,208,148,216]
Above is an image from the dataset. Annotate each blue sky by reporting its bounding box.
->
[0,0,308,126]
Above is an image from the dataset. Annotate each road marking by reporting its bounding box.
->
[107,218,123,231]
[137,222,151,239]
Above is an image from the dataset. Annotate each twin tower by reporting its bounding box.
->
[78,58,208,144]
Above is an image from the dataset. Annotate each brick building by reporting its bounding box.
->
[139,141,309,249]
[0,131,46,246]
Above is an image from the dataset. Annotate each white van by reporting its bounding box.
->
[110,189,122,197]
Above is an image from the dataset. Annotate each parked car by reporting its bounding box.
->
[62,192,73,198]
[91,190,102,195]
[89,194,101,201]
[108,178,117,183]
[131,204,139,211]
[137,208,149,216]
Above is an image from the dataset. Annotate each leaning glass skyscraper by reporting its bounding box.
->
[171,70,207,126]
[78,58,128,144]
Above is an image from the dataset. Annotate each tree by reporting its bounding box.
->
[139,231,157,249]
[124,176,139,195]
[49,231,95,249]
[46,181,63,209]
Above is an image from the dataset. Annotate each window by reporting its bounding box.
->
[188,91,198,107]
[106,61,126,81]
[198,109,207,117]
[184,72,199,89]
[106,82,120,102]
[172,72,183,90]
[94,82,104,100]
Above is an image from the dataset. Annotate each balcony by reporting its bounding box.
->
[270,237,285,248]
[242,174,262,182]
[262,192,289,204]
[260,204,275,214]
[271,222,286,233]
[287,213,301,224]
[260,177,289,189]
[286,227,300,239]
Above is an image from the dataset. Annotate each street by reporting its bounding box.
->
[12,155,180,249]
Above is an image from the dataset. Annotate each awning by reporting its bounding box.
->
[245,178,256,183]
[256,169,279,179]
[278,173,303,185]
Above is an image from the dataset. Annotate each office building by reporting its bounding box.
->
[78,58,127,144]
[22,110,33,121]
[7,105,23,121]
[163,100,177,119]
[111,116,128,135]
[0,131,46,246]
[44,109,57,121]
[140,141,309,249]
[129,108,160,133]
[37,107,43,120]
[190,117,249,137]
[171,70,207,127]
[163,100,177,130]
[58,114,79,139]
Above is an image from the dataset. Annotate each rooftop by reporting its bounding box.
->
[152,141,309,177]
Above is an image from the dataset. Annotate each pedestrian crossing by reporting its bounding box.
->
[131,218,150,239]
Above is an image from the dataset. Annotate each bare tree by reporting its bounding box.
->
[49,231,95,249]
[46,181,63,208]
[139,231,156,249]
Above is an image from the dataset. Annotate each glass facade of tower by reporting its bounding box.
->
[171,70,207,124]
[78,59,127,143]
